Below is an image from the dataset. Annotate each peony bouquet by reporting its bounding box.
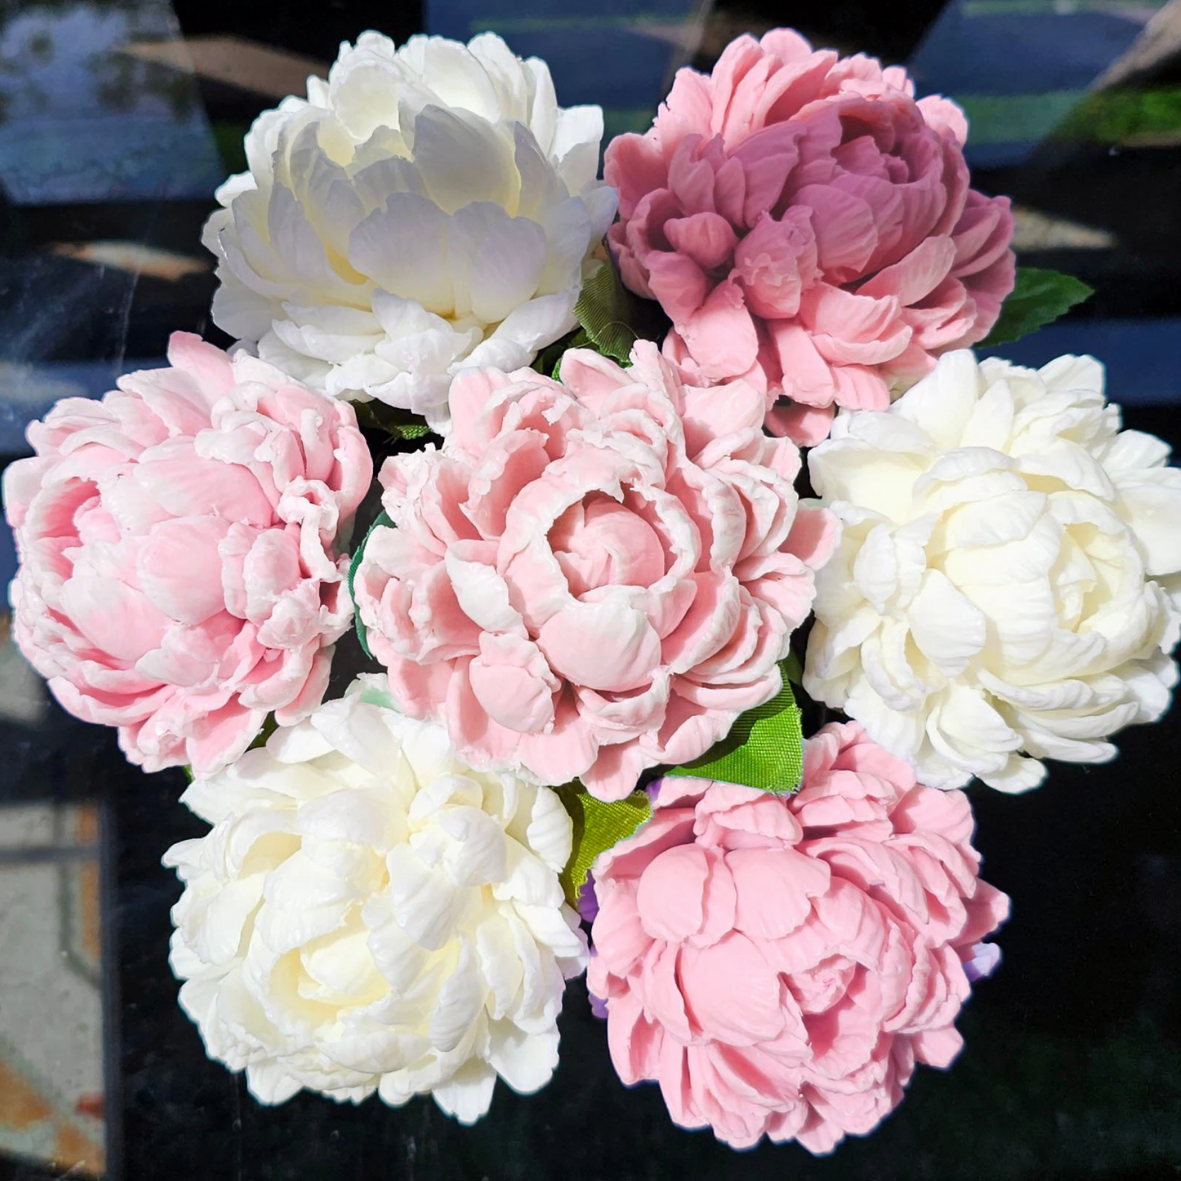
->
[6,27,1180,1153]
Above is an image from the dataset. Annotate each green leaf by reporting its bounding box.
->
[783,648,804,686]
[571,257,639,365]
[980,266,1093,348]
[552,330,590,378]
[353,401,432,441]
[531,327,586,378]
[666,664,804,794]
[347,510,392,661]
[533,248,672,377]
[557,784,652,908]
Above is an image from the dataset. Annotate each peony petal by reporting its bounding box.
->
[537,600,662,693]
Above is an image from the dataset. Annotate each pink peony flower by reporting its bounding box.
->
[353,342,836,800]
[605,29,1016,445]
[3,333,372,776]
[587,721,1009,1151]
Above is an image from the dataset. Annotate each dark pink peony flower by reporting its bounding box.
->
[3,334,372,776]
[587,722,1009,1151]
[352,343,836,801]
[606,29,1016,444]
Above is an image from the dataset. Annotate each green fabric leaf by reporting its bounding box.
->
[783,648,804,686]
[980,266,1093,348]
[557,784,652,908]
[666,665,804,794]
[571,257,638,365]
[531,328,585,378]
[535,248,671,377]
[347,511,392,661]
[354,401,432,441]
[552,330,590,377]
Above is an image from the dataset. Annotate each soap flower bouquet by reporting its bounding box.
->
[6,27,1179,1152]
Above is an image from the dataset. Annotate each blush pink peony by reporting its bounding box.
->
[3,333,372,776]
[352,342,836,801]
[587,722,1009,1151]
[605,29,1016,445]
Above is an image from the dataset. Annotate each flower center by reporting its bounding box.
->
[549,494,667,595]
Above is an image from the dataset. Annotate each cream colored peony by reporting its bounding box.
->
[805,350,1181,792]
[163,678,587,1121]
[202,31,617,431]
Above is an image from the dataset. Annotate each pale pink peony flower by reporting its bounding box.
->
[3,333,372,776]
[587,721,1009,1151]
[606,28,1016,445]
[352,342,836,801]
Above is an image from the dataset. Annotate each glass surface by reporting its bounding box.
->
[0,0,1178,1177]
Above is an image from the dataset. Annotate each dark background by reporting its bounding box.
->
[0,0,1179,1177]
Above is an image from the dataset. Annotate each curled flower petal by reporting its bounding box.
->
[605,28,1015,445]
[588,722,1007,1151]
[354,341,834,798]
[203,31,617,432]
[804,349,1181,790]
[163,682,586,1121]
[4,334,371,776]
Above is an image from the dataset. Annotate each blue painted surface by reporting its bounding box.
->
[910,5,1147,97]
[427,0,699,111]
[445,26,679,108]
[907,0,1163,166]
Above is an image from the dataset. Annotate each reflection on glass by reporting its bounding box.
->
[0,797,106,1177]
[908,0,1174,165]
[0,0,223,203]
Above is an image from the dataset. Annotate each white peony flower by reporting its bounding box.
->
[202,31,617,431]
[163,677,587,1122]
[804,350,1181,792]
